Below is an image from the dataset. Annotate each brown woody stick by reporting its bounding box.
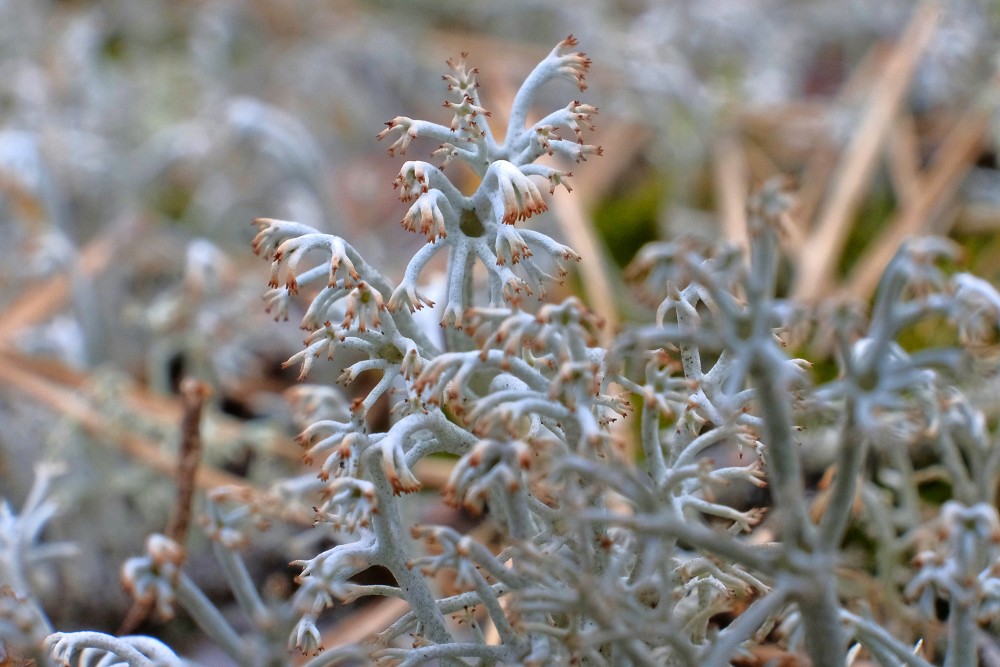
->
[119,378,210,634]
[164,379,210,542]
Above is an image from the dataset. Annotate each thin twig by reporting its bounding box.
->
[845,100,992,300]
[0,235,117,341]
[549,193,620,343]
[885,112,922,206]
[792,42,894,233]
[793,1,941,302]
[712,126,749,255]
[119,377,210,635]
[0,349,294,461]
[0,352,246,491]
[165,378,211,541]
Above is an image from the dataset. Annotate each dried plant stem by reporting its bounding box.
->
[793,1,940,302]
[886,112,922,205]
[0,235,116,342]
[845,101,992,299]
[712,127,749,254]
[119,377,209,635]
[795,39,895,228]
[165,378,210,540]
[0,349,294,460]
[550,193,619,342]
[0,353,245,491]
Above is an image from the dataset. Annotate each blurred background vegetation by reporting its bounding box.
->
[2,0,999,659]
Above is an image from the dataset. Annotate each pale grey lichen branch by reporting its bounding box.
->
[27,31,1000,667]
[45,631,182,667]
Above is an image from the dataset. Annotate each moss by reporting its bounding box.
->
[837,179,896,279]
[592,168,664,269]
[918,478,953,506]
[459,207,485,237]
[955,229,1000,284]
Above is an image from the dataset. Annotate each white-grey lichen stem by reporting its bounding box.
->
[366,465,456,652]
[817,401,866,551]
[174,571,252,664]
[842,610,935,667]
[211,540,274,630]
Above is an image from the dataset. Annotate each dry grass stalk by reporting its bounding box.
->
[793,1,941,302]
[0,235,117,341]
[846,100,993,299]
[713,128,750,254]
[885,113,922,205]
[118,378,211,635]
[0,352,246,491]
